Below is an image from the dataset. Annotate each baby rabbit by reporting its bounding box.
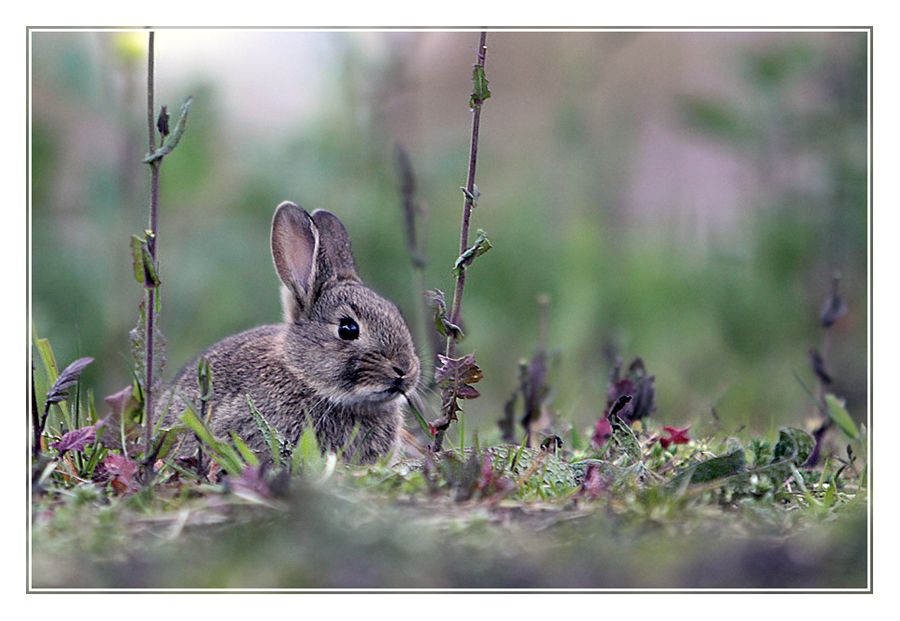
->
[159,202,421,463]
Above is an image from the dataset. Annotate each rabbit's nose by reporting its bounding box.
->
[392,366,406,378]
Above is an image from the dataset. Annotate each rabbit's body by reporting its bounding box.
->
[158,202,420,464]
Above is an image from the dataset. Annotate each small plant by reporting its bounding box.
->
[498,295,555,447]
[31,353,93,461]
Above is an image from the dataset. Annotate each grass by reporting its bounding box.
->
[30,332,868,589]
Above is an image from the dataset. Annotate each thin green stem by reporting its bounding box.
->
[143,30,161,480]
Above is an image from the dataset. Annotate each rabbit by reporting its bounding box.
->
[158,201,422,464]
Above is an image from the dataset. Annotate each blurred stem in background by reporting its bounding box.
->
[394,144,440,376]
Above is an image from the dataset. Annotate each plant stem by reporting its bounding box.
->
[446,31,488,360]
[434,31,488,451]
[31,366,41,460]
[143,30,161,478]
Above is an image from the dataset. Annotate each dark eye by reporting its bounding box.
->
[337,317,359,341]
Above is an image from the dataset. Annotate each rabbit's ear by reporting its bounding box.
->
[271,201,318,320]
[311,209,360,284]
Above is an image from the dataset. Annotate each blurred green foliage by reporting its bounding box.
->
[31,31,867,438]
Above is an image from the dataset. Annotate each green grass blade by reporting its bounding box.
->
[180,406,244,475]
[246,395,283,468]
[231,433,260,467]
[825,394,860,440]
[292,425,322,474]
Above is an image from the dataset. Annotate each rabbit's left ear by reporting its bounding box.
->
[311,210,360,285]
[271,201,319,321]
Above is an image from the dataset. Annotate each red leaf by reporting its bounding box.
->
[98,454,140,493]
[662,425,691,445]
[591,416,613,448]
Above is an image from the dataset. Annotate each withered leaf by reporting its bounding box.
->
[434,353,484,388]
[156,105,170,137]
[432,353,484,436]
[426,289,464,339]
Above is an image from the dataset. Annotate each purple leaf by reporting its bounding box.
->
[50,423,101,454]
[45,357,94,405]
[455,384,481,400]
[104,384,139,421]
[603,356,655,424]
[432,352,484,436]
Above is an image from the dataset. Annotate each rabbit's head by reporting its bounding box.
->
[271,201,421,407]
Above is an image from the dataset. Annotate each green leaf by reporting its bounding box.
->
[143,96,193,163]
[608,415,642,466]
[197,357,213,401]
[130,235,145,284]
[231,433,260,467]
[405,395,432,438]
[426,289,463,340]
[35,337,59,384]
[453,229,492,277]
[152,425,186,462]
[130,233,160,288]
[180,406,244,475]
[772,427,815,466]
[35,337,73,432]
[670,448,746,490]
[825,394,859,440]
[246,395,285,468]
[469,65,491,109]
[291,426,322,474]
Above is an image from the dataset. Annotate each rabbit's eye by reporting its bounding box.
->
[338,317,360,341]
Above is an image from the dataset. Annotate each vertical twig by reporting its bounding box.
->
[807,271,846,466]
[446,31,488,360]
[434,31,489,451]
[142,31,161,479]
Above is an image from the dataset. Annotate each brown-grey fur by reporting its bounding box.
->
[158,202,421,463]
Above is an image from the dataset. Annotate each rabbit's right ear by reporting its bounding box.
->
[271,201,319,321]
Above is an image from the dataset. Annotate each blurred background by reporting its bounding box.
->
[30,30,868,438]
